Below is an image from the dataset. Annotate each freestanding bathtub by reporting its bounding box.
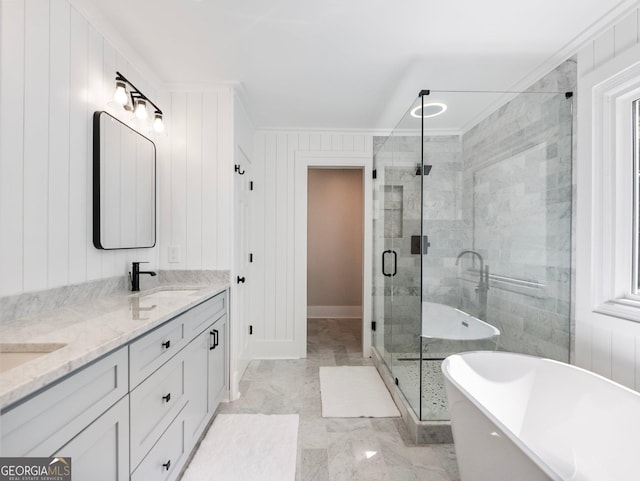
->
[442,351,640,481]
[422,302,500,341]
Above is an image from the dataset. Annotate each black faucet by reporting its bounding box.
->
[130,261,157,292]
[456,250,489,318]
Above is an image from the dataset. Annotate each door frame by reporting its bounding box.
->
[294,151,373,358]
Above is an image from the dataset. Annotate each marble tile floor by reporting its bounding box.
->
[216,318,460,481]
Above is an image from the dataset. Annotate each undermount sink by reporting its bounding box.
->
[0,343,67,373]
[141,288,201,299]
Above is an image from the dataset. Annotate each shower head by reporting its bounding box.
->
[416,164,432,176]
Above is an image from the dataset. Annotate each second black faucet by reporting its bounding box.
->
[130,261,157,291]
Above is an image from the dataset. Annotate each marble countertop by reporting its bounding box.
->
[0,282,228,411]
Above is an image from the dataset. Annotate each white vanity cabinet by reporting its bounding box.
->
[130,291,228,481]
[0,289,228,481]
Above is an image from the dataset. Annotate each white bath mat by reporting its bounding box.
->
[181,414,298,481]
[319,366,400,418]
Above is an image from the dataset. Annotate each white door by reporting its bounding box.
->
[231,146,252,399]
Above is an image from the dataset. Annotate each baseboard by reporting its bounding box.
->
[307,305,362,319]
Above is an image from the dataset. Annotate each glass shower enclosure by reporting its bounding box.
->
[372,66,574,422]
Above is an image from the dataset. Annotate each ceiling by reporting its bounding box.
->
[73,0,632,130]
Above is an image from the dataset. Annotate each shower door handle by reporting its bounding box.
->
[382,250,398,277]
[382,250,392,277]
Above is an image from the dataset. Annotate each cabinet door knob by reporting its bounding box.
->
[163,460,171,471]
[162,340,171,349]
[162,393,171,403]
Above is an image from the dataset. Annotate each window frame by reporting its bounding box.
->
[578,56,640,324]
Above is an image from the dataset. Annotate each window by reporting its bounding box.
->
[576,56,640,324]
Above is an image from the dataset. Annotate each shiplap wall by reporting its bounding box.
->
[158,89,234,270]
[0,0,165,297]
[250,131,372,356]
[575,7,640,388]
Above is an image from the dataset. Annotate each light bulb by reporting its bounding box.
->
[153,113,165,133]
[113,81,128,106]
[134,99,148,120]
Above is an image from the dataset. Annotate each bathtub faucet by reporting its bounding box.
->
[456,250,489,318]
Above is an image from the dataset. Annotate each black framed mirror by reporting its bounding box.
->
[93,111,156,249]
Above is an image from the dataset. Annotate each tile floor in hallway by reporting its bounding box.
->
[217,318,460,481]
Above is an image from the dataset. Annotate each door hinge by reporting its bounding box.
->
[371,321,376,331]
[395,377,399,386]
[372,169,377,179]
[249,325,253,335]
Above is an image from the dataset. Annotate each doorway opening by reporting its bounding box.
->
[307,168,364,357]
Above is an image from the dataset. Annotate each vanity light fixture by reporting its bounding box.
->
[113,71,165,133]
[153,113,165,133]
[411,102,447,119]
[135,99,148,120]
[113,81,128,106]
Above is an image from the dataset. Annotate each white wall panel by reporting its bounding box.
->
[285,134,297,340]
[578,7,640,76]
[0,0,25,295]
[309,134,321,151]
[614,11,638,55]
[263,133,277,340]
[201,92,219,268]
[575,7,640,389]
[275,134,288,340]
[169,93,188,269]
[611,331,636,388]
[100,39,119,278]
[186,93,203,269]
[593,27,615,69]
[159,88,234,272]
[48,0,71,288]
[250,130,373,356]
[23,0,51,292]
[343,135,354,152]
[68,6,88,285]
[0,0,163,297]
[217,91,234,268]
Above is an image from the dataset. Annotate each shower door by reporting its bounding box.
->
[372,115,423,417]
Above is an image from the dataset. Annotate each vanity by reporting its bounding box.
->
[0,284,228,481]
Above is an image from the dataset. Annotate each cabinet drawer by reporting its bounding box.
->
[184,291,227,339]
[129,317,186,388]
[130,352,187,469]
[131,412,187,481]
[0,347,127,457]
